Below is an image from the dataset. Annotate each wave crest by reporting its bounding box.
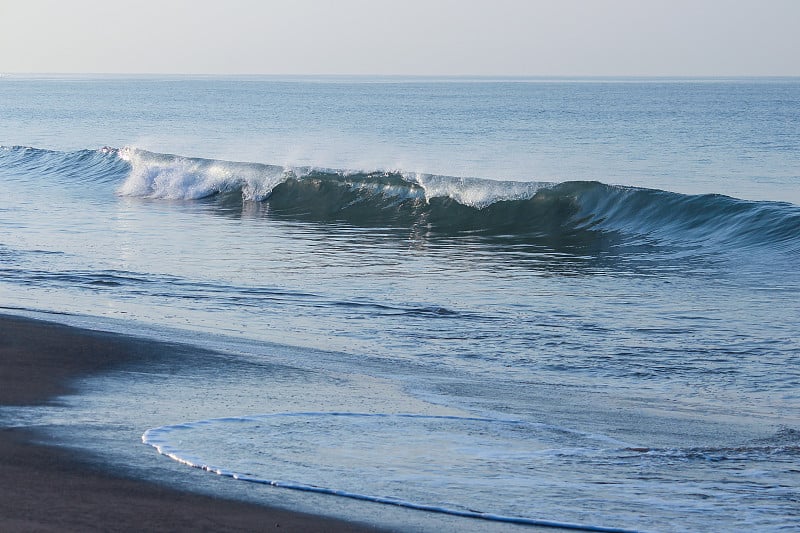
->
[114,147,547,207]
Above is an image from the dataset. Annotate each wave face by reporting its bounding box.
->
[3,145,799,256]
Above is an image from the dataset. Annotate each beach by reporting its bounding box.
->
[0,314,384,532]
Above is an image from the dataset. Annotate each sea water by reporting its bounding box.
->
[1,76,799,531]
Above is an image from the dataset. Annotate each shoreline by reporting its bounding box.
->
[0,313,385,532]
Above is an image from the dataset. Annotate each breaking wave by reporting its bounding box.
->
[2,145,799,254]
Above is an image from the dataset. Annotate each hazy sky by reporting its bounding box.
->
[2,0,798,76]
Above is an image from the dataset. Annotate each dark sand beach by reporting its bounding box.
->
[0,314,384,532]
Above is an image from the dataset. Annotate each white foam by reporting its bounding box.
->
[117,147,286,201]
[407,173,547,209]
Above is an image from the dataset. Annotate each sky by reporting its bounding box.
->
[1,0,799,76]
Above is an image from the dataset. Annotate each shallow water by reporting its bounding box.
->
[1,76,799,531]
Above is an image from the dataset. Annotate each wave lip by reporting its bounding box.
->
[409,172,546,209]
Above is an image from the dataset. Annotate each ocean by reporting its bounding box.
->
[1,75,799,532]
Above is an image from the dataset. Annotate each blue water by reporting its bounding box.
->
[1,76,799,532]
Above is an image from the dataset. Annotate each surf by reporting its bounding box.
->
[143,412,642,533]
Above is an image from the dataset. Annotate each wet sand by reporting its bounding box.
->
[0,314,385,532]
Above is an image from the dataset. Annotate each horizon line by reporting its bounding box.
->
[3,72,800,80]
